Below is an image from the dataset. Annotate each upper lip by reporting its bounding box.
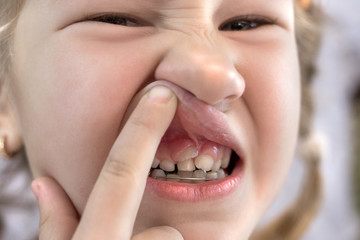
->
[144,80,245,162]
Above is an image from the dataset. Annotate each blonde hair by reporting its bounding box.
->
[0,1,323,239]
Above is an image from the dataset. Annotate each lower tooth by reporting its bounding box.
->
[193,170,206,179]
[206,172,218,180]
[151,169,166,179]
[178,171,193,178]
[217,169,226,179]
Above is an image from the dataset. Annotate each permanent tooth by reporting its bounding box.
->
[193,170,206,179]
[195,155,214,171]
[150,169,166,179]
[221,149,232,169]
[177,158,196,171]
[211,160,221,172]
[167,174,180,182]
[151,157,160,168]
[178,171,193,178]
[159,160,175,172]
[206,172,218,180]
[217,169,226,179]
[175,146,198,162]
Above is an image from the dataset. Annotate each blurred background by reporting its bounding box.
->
[263,0,360,239]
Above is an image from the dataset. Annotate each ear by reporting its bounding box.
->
[297,0,312,10]
[0,86,23,158]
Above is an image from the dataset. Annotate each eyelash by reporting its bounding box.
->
[88,14,141,27]
[219,15,276,31]
[87,14,275,31]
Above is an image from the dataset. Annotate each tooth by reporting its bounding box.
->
[221,149,232,169]
[167,174,180,182]
[175,146,198,162]
[150,169,166,179]
[211,160,221,171]
[178,171,193,178]
[193,170,206,179]
[217,169,226,179]
[177,158,195,171]
[206,172,218,180]
[195,155,214,171]
[159,160,175,172]
[151,157,160,168]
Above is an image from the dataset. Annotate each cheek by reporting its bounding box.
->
[240,39,300,201]
[11,34,159,212]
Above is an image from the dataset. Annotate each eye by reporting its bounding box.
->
[87,13,142,27]
[219,15,275,31]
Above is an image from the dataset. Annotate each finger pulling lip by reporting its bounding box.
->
[141,80,245,202]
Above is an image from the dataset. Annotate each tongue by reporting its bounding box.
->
[144,81,231,163]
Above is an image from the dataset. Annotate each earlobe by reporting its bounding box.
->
[297,0,312,10]
[0,90,23,159]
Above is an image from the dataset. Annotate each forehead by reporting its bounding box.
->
[42,0,291,10]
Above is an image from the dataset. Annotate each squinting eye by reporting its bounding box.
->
[219,16,275,31]
[88,14,140,27]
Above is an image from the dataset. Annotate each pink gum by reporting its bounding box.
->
[155,138,224,164]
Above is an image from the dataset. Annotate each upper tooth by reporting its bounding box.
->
[159,160,175,172]
[221,149,232,169]
[152,157,160,168]
[177,158,196,171]
[175,146,198,162]
[211,160,221,171]
[195,155,214,171]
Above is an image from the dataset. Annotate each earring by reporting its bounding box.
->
[0,136,11,159]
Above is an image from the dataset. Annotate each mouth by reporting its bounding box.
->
[145,81,245,202]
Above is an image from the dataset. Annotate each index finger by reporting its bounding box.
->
[73,86,177,240]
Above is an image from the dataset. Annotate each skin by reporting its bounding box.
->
[5,0,300,239]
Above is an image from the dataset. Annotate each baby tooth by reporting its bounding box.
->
[175,146,198,162]
[221,149,232,169]
[151,157,160,168]
[211,160,221,172]
[195,155,214,171]
[178,171,193,178]
[151,169,166,179]
[160,160,175,172]
[177,158,195,171]
[217,169,226,179]
[193,170,206,179]
[206,172,218,180]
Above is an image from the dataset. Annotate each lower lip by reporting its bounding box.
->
[146,158,243,202]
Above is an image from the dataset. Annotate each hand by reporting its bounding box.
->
[31,86,184,240]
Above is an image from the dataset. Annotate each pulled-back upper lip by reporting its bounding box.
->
[137,80,245,162]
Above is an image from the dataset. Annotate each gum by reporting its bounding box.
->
[155,137,224,163]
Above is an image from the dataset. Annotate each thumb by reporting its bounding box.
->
[32,177,79,240]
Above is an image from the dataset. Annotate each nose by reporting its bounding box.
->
[154,39,245,110]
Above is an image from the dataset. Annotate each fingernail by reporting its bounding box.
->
[31,180,42,201]
[148,86,174,103]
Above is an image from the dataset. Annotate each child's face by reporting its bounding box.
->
[10,0,299,239]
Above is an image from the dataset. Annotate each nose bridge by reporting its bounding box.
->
[154,35,245,107]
